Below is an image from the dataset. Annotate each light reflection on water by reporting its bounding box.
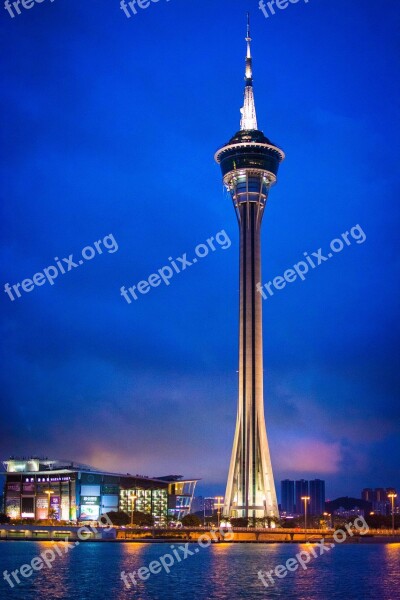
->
[0,542,399,600]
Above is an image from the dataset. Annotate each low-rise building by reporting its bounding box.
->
[2,458,198,523]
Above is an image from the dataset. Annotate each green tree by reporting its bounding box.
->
[103,511,130,526]
[0,513,10,524]
[48,508,58,521]
[230,517,249,528]
[181,514,202,527]
[130,511,154,526]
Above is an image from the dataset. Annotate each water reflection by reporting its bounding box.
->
[1,541,399,600]
[31,541,74,599]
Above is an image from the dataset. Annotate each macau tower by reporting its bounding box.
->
[215,16,284,520]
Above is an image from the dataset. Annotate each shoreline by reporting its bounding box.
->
[1,537,398,545]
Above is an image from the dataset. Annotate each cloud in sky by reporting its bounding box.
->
[274,438,342,475]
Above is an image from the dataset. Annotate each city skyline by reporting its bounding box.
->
[1,0,399,501]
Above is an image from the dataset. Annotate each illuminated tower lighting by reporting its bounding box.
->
[215,14,284,520]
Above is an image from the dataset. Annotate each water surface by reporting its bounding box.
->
[1,541,399,599]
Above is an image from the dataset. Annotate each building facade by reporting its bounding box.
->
[216,16,283,521]
[295,480,309,515]
[281,479,295,514]
[309,479,326,516]
[2,459,197,523]
[361,487,398,515]
[281,478,326,516]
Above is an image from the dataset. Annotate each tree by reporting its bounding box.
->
[48,508,58,521]
[103,510,154,527]
[0,513,10,524]
[129,511,154,526]
[230,517,249,528]
[205,514,219,526]
[181,514,202,527]
[103,511,130,526]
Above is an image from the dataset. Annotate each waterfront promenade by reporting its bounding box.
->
[1,524,398,543]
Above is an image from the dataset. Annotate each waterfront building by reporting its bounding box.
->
[2,458,197,522]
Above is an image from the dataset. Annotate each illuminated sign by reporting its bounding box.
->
[36,496,48,520]
[82,496,100,505]
[5,460,39,473]
[80,504,100,520]
[6,498,20,519]
[80,496,100,520]
[50,496,61,519]
[7,483,21,492]
[23,483,35,493]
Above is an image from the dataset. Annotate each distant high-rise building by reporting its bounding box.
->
[204,497,216,515]
[295,479,309,515]
[361,487,398,515]
[309,479,325,516]
[281,480,295,514]
[361,488,374,503]
[190,496,204,514]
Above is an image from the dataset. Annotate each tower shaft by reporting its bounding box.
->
[223,174,278,520]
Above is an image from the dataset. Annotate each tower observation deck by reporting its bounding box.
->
[215,15,284,520]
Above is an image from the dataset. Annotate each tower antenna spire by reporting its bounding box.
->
[240,13,258,131]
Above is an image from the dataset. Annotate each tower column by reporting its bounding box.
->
[239,200,263,520]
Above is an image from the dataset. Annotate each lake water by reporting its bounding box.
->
[0,542,399,599]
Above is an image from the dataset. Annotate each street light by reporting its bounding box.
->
[44,490,54,520]
[301,496,310,541]
[214,496,224,528]
[130,492,137,527]
[388,493,397,536]
[323,512,331,529]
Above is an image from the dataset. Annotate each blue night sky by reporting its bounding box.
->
[1,0,399,501]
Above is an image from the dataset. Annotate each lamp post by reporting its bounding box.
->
[301,496,310,541]
[214,497,224,528]
[130,492,137,527]
[388,493,397,536]
[45,490,54,521]
[323,512,331,529]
